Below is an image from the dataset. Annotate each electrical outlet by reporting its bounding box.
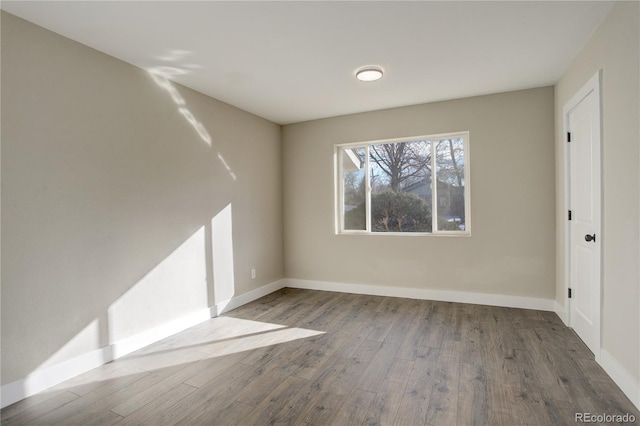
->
[251,268,256,279]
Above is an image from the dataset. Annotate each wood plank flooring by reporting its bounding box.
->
[2,288,638,425]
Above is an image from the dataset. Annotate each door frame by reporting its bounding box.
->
[562,69,602,360]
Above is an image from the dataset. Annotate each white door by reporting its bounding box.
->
[566,71,601,357]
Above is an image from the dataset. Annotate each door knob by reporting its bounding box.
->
[585,234,596,242]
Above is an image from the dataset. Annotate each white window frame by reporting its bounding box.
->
[335,131,471,236]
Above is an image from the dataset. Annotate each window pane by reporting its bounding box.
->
[369,140,432,232]
[342,147,366,230]
[336,132,469,235]
[435,138,466,231]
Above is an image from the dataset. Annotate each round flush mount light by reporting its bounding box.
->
[355,66,384,82]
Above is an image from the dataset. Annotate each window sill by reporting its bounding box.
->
[336,231,471,237]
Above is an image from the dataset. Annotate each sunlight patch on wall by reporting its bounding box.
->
[216,153,237,181]
[148,68,212,146]
[147,50,237,180]
[147,50,211,145]
[36,319,101,370]
[212,204,235,306]
[108,226,209,344]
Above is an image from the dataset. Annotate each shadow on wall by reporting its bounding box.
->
[1,45,252,406]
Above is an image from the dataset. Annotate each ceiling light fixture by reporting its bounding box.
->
[355,66,384,82]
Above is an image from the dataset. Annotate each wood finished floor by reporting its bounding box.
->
[2,288,638,426]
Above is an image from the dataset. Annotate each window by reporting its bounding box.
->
[336,132,470,235]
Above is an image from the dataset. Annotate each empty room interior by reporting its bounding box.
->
[1,1,639,425]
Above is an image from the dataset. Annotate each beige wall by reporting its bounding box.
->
[1,12,283,384]
[283,87,556,300]
[555,2,640,386]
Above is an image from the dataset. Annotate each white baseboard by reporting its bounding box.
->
[555,305,637,410]
[215,279,286,315]
[0,346,113,409]
[0,308,210,409]
[1,279,286,409]
[555,300,569,326]
[286,279,640,410]
[285,278,555,311]
[110,308,212,359]
[11,277,636,413]
[599,349,640,411]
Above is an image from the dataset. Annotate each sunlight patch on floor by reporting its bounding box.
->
[48,316,324,392]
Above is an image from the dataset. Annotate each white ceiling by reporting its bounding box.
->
[2,1,613,124]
